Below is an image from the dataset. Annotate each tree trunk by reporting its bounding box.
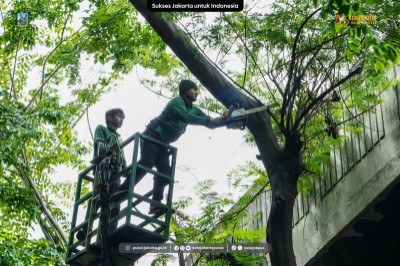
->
[268,136,303,266]
[17,166,68,246]
[129,2,300,265]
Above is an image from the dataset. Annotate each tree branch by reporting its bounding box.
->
[24,64,62,112]
[296,32,348,59]
[38,216,59,247]
[135,67,172,100]
[242,12,248,89]
[258,32,348,86]
[294,56,343,129]
[40,12,70,100]
[282,7,322,122]
[292,66,362,132]
[10,33,20,98]
[15,165,68,245]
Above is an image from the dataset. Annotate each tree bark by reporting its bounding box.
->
[129,1,299,265]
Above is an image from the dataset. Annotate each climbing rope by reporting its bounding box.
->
[98,157,112,266]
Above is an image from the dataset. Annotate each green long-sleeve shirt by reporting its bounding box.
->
[149,96,211,143]
[93,125,126,174]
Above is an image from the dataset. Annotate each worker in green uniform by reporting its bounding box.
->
[93,108,127,178]
[119,79,226,214]
[77,108,126,240]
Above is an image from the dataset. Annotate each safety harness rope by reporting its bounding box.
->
[98,157,112,266]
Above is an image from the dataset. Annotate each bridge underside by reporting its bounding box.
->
[310,178,400,266]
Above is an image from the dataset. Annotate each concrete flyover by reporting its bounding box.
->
[293,66,400,265]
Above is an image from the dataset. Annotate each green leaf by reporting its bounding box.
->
[346,49,354,61]
[338,4,351,16]
[329,21,337,35]
[352,3,360,12]
[375,60,386,73]
[335,21,342,32]
[349,42,360,53]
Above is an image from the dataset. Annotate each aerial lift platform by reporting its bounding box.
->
[65,133,177,266]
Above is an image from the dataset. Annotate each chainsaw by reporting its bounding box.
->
[214,103,278,130]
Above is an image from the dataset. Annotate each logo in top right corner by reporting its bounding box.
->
[336,14,377,26]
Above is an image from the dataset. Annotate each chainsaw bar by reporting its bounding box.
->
[222,103,279,130]
[243,103,279,115]
[213,103,278,130]
[230,103,278,119]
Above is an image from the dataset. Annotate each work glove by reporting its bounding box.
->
[210,117,224,124]
[206,116,224,129]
